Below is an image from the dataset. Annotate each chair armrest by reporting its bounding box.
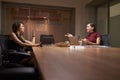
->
[2,49,17,53]
[3,51,31,58]
[2,49,31,63]
[2,49,30,57]
[0,67,38,79]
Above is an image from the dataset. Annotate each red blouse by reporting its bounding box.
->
[85,32,101,43]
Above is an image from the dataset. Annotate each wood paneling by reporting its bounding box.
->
[2,2,75,43]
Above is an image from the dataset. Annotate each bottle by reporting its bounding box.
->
[79,40,83,46]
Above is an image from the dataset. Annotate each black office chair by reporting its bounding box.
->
[101,34,110,46]
[0,35,30,64]
[0,47,39,80]
[40,34,55,45]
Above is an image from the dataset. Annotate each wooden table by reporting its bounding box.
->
[32,45,120,80]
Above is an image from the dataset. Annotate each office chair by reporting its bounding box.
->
[0,47,39,80]
[0,35,30,64]
[40,34,55,45]
[101,34,110,46]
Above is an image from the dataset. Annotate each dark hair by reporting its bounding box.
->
[12,22,23,33]
[88,23,96,31]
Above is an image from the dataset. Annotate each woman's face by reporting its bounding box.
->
[19,23,24,33]
[86,24,94,33]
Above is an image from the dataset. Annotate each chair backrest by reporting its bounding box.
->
[101,34,110,46]
[40,34,55,44]
[0,35,9,66]
[0,45,2,66]
[0,35,9,52]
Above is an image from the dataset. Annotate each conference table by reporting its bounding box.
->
[32,45,120,80]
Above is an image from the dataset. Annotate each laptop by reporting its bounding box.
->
[68,36,79,45]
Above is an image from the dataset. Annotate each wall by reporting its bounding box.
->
[0,0,96,39]
[76,4,96,39]
[0,1,1,33]
[97,4,108,35]
[110,2,120,47]
[96,0,120,47]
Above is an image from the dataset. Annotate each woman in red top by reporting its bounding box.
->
[82,23,101,45]
[65,23,101,45]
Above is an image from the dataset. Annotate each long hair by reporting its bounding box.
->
[12,22,23,33]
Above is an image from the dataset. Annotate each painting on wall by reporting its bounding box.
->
[2,2,75,42]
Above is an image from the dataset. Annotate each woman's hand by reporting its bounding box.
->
[82,38,100,45]
[82,38,89,44]
[33,43,41,47]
